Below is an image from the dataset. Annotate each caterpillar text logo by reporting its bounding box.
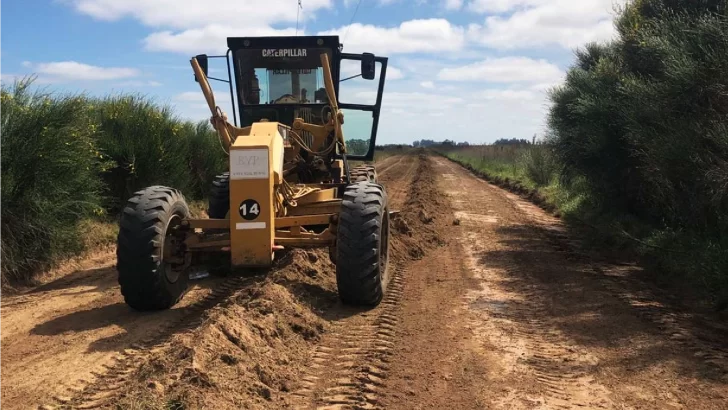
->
[262,49,308,58]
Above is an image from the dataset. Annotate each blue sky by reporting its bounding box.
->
[1,0,622,145]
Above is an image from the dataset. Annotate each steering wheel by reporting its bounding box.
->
[274,94,298,104]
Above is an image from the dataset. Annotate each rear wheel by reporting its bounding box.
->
[206,172,232,276]
[208,172,230,219]
[335,182,390,306]
[349,165,377,183]
[117,186,191,311]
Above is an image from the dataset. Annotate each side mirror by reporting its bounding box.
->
[194,54,209,82]
[361,53,376,80]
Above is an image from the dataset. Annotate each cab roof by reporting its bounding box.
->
[227,36,341,51]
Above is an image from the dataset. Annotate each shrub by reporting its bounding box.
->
[91,95,197,211]
[519,145,558,187]
[181,120,228,199]
[549,1,728,233]
[548,0,728,303]
[1,78,105,282]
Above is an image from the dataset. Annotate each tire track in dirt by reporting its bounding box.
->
[290,269,404,410]
[48,275,259,409]
[378,154,417,209]
[428,156,728,410]
[288,154,421,410]
[465,160,728,383]
[435,159,613,409]
[372,155,402,177]
[2,251,265,408]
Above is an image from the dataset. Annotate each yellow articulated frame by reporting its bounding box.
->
[181,212,338,252]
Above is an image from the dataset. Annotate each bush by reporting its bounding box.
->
[549,0,728,232]
[93,96,190,210]
[0,80,226,285]
[89,95,226,210]
[181,120,228,199]
[1,78,105,282]
[519,145,558,187]
[548,0,728,303]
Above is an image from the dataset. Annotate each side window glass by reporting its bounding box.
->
[337,59,382,106]
[340,108,373,156]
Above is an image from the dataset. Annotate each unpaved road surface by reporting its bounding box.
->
[2,153,727,410]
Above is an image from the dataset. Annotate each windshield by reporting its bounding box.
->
[235,48,333,105]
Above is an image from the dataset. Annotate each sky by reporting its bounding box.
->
[1,0,624,145]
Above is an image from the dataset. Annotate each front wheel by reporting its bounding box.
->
[117,186,191,311]
[335,182,390,306]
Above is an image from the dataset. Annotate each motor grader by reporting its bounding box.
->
[116,35,391,311]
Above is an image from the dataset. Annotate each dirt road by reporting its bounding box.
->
[380,156,728,409]
[2,153,726,409]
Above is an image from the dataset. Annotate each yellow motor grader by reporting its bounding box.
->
[116,36,391,310]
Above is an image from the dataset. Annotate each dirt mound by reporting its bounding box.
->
[112,249,336,409]
[390,154,448,262]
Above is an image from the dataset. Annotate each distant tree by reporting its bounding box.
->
[347,139,369,155]
[493,138,530,146]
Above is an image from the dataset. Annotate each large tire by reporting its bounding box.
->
[335,182,390,306]
[349,165,377,183]
[208,172,230,219]
[117,186,191,311]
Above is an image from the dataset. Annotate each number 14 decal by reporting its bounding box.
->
[239,199,261,221]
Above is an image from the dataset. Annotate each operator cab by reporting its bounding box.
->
[193,35,387,160]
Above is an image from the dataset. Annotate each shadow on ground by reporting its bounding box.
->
[472,222,728,384]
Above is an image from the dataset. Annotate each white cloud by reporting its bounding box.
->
[437,57,563,84]
[144,25,299,54]
[319,19,465,55]
[340,60,404,81]
[116,80,162,87]
[57,0,622,145]
[370,86,550,144]
[174,90,229,103]
[467,0,622,49]
[467,0,542,13]
[0,73,23,84]
[470,88,537,100]
[386,67,405,80]
[443,0,464,10]
[22,61,140,82]
[66,0,332,29]
[381,91,465,107]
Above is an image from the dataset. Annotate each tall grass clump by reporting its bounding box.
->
[91,95,225,211]
[1,78,105,282]
[548,0,728,303]
[1,79,226,285]
[180,120,228,199]
[519,145,559,187]
[444,144,559,190]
